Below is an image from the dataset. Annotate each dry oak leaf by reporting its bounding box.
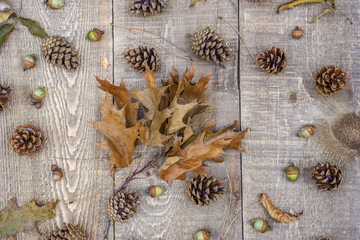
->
[96,76,139,127]
[159,131,231,186]
[0,196,58,240]
[92,96,139,168]
[260,193,303,223]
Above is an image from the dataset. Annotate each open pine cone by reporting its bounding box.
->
[314,65,347,95]
[106,191,140,223]
[129,0,168,16]
[191,27,232,65]
[0,84,12,112]
[9,124,44,157]
[41,36,80,71]
[45,223,86,240]
[123,46,161,72]
[256,46,287,74]
[311,162,343,191]
[187,174,225,206]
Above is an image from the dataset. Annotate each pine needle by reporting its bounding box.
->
[221,169,233,236]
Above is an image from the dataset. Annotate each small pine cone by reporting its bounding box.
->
[191,27,232,65]
[45,223,86,240]
[256,46,287,74]
[129,0,168,16]
[311,162,343,191]
[41,36,80,71]
[123,46,161,72]
[106,191,140,223]
[314,65,347,96]
[187,174,225,206]
[0,84,12,112]
[9,124,44,157]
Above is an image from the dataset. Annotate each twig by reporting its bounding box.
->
[126,36,192,61]
[134,146,147,173]
[218,16,256,61]
[325,1,353,25]
[112,24,187,53]
[221,169,233,237]
[221,195,282,239]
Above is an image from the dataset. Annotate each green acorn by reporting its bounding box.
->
[251,218,269,233]
[284,163,299,182]
[87,28,104,41]
[22,54,36,71]
[45,0,64,9]
[298,124,315,138]
[30,87,45,109]
[148,185,165,198]
[194,229,210,240]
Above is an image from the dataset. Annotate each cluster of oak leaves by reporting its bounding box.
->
[0,66,302,239]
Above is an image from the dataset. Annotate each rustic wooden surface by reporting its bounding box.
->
[0,0,359,239]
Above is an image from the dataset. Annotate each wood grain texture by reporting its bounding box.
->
[0,0,113,239]
[240,0,360,239]
[111,1,241,239]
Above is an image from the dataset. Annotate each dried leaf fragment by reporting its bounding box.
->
[277,0,325,13]
[102,57,109,68]
[260,193,303,223]
[190,0,207,8]
[309,8,335,23]
[0,196,58,240]
[0,12,15,24]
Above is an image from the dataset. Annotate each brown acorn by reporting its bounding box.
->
[22,54,36,71]
[298,124,315,138]
[87,28,104,41]
[148,185,165,198]
[291,26,304,39]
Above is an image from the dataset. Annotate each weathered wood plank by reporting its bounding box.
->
[0,1,113,239]
[240,0,360,239]
[111,1,241,239]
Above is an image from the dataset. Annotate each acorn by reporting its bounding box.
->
[0,0,11,11]
[284,163,299,182]
[51,164,63,182]
[22,54,36,71]
[148,185,165,198]
[30,87,45,109]
[87,28,104,41]
[291,26,304,39]
[251,218,269,233]
[298,124,315,138]
[194,229,210,240]
[45,0,64,9]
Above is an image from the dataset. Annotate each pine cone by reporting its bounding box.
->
[0,84,12,112]
[256,46,287,74]
[314,65,347,96]
[9,124,44,157]
[187,174,225,206]
[123,46,161,72]
[129,0,168,16]
[191,27,232,65]
[311,162,343,191]
[106,191,140,223]
[41,36,80,71]
[46,223,86,240]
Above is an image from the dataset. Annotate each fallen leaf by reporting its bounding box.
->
[260,193,303,223]
[102,57,109,68]
[190,0,207,8]
[19,17,48,38]
[309,8,335,23]
[277,0,325,13]
[159,131,230,186]
[0,23,14,45]
[96,77,139,127]
[0,12,15,24]
[0,196,58,240]
[92,96,139,168]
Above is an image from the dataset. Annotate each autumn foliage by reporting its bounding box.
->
[94,65,247,186]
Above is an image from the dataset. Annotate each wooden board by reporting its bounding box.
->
[0,0,359,239]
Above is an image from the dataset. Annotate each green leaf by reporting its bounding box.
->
[0,196,58,240]
[277,0,325,13]
[0,12,15,24]
[19,17,48,38]
[309,8,335,23]
[0,23,14,45]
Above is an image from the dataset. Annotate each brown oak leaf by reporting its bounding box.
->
[92,96,139,168]
[159,131,231,186]
[96,76,139,127]
[260,193,303,223]
[0,196,58,240]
